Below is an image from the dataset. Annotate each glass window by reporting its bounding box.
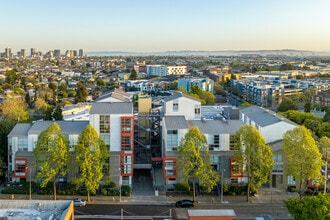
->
[229,134,235,151]
[17,138,28,151]
[167,130,178,150]
[121,136,132,151]
[121,118,132,133]
[173,102,178,111]
[100,115,110,133]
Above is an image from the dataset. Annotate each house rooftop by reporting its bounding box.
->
[89,102,133,115]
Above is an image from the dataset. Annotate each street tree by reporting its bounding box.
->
[277,97,298,112]
[319,136,330,194]
[177,126,219,203]
[1,98,30,123]
[284,194,330,220]
[234,124,273,202]
[283,126,323,198]
[75,81,87,103]
[129,69,137,80]
[74,125,109,202]
[33,122,69,200]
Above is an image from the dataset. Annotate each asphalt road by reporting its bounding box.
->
[74,203,293,220]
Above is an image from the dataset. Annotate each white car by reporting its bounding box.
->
[73,199,86,207]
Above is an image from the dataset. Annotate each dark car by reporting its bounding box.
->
[175,199,194,208]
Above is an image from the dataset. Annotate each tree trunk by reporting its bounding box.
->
[299,179,303,199]
[53,180,57,200]
[246,182,250,203]
[87,190,91,202]
[192,178,196,203]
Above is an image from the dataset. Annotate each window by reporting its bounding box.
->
[287,176,296,185]
[209,135,219,150]
[14,158,27,178]
[272,154,283,173]
[121,136,132,151]
[164,158,177,178]
[167,130,178,151]
[229,134,235,150]
[121,118,132,133]
[17,138,28,151]
[173,102,178,111]
[230,158,243,177]
[100,115,110,133]
[122,156,132,175]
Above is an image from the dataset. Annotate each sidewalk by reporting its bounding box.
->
[0,187,299,205]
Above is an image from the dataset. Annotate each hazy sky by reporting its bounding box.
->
[1,0,330,53]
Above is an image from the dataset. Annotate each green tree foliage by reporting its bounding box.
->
[277,97,298,112]
[190,85,202,96]
[280,110,329,138]
[304,101,311,113]
[33,122,69,200]
[5,69,18,85]
[319,137,330,194]
[240,102,253,107]
[284,194,330,220]
[1,98,30,123]
[279,63,295,71]
[199,91,216,105]
[0,118,15,181]
[177,126,219,203]
[75,81,87,103]
[283,126,323,198]
[74,125,109,202]
[129,69,137,80]
[234,125,273,202]
[44,105,63,120]
[324,107,330,123]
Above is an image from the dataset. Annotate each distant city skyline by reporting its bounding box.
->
[1,0,330,53]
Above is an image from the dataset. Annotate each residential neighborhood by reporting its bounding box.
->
[0,48,330,219]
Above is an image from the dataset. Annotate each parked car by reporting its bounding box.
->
[73,198,86,207]
[175,199,194,208]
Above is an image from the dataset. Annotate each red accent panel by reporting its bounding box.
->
[163,157,177,179]
[230,158,243,178]
[14,158,28,178]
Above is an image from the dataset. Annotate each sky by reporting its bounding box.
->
[1,0,330,53]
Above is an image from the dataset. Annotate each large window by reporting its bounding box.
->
[230,158,243,177]
[164,158,177,178]
[121,136,132,151]
[121,118,132,133]
[209,135,219,150]
[14,158,27,178]
[100,115,110,133]
[17,138,28,151]
[167,130,178,151]
[122,156,132,175]
[272,154,283,173]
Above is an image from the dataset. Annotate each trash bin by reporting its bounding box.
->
[155,190,159,196]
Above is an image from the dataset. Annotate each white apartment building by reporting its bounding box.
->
[167,65,188,75]
[146,65,167,77]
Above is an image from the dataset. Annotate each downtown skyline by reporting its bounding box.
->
[1,0,330,53]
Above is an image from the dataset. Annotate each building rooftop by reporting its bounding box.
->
[0,200,72,220]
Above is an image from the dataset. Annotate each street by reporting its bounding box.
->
[74,203,293,220]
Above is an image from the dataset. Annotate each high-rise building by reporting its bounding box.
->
[30,48,36,57]
[5,48,11,58]
[54,49,61,58]
[79,49,84,57]
[20,49,26,58]
[73,50,78,57]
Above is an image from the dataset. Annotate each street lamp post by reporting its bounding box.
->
[220,169,225,203]
[119,168,122,202]
[29,167,31,200]
[26,166,31,200]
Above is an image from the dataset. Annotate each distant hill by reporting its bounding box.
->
[87,49,330,57]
